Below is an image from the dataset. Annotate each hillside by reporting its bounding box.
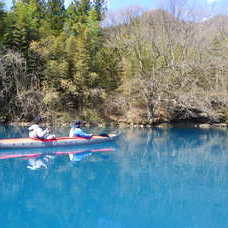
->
[102,9,228,126]
[0,2,227,127]
[196,15,228,46]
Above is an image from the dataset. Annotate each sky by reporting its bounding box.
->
[3,0,228,15]
[107,0,155,10]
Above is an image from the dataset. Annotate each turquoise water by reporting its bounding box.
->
[0,125,228,228]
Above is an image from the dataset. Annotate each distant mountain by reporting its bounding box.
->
[104,8,228,50]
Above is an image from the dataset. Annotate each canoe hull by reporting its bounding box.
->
[0,134,119,149]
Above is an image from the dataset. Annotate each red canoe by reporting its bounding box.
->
[0,134,120,149]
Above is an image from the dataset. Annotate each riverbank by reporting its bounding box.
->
[3,100,228,130]
[6,119,228,130]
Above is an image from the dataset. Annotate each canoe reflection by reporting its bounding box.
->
[0,145,116,170]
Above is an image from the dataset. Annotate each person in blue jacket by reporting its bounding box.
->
[69,120,93,138]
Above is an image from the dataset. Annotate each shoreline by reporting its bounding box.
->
[4,120,228,129]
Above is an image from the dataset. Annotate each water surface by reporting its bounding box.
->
[0,125,228,228]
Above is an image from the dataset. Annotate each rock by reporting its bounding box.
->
[156,123,171,128]
[212,123,228,128]
[199,124,211,128]
[118,122,128,128]
[199,112,208,118]
[128,123,134,128]
[10,122,30,126]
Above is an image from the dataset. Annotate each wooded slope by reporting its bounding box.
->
[0,1,227,125]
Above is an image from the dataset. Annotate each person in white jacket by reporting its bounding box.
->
[28,116,55,139]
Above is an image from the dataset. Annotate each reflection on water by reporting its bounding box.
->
[27,155,55,170]
[115,128,228,228]
[0,143,117,170]
[0,125,228,227]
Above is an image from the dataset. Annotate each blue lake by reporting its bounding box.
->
[0,125,228,228]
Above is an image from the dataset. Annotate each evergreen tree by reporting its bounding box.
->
[45,0,65,35]
[3,25,28,52]
[92,0,106,21]
[3,0,44,50]
[65,0,91,34]
[0,0,6,43]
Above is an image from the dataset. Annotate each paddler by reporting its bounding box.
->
[28,116,55,139]
[69,120,93,138]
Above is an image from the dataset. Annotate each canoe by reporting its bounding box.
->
[0,134,120,149]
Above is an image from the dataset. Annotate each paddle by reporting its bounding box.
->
[0,148,115,160]
[99,133,110,137]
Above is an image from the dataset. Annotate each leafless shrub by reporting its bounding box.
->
[0,50,44,121]
[104,93,128,117]
[105,2,228,123]
[15,90,46,121]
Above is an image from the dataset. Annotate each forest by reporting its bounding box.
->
[0,0,228,126]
